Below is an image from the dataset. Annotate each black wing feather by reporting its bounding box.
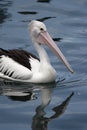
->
[0,48,39,70]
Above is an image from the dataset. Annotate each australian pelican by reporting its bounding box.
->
[0,20,73,83]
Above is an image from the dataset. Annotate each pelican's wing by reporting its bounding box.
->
[0,49,39,81]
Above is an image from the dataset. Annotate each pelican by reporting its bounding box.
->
[0,20,73,83]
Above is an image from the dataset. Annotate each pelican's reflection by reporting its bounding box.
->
[0,81,39,101]
[0,81,74,130]
[32,87,74,130]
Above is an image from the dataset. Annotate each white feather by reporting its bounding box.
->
[0,55,32,80]
[30,56,40,73]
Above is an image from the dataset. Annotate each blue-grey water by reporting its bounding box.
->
[0,0,87,130]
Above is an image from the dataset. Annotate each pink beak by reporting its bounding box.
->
[37,31,74,73]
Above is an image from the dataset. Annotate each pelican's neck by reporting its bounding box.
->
[41,88,52,108]
[34,42,50,64]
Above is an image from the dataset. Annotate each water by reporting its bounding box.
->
[0,0,87,130]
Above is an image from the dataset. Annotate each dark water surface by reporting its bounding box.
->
[0,0,87,130]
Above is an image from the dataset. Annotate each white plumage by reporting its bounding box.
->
[0,55,32,80]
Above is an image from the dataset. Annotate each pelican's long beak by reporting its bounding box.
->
[37,31,74,73]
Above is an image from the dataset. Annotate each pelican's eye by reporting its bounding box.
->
[40,28,44,31]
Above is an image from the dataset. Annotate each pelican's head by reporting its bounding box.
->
[29,20,47,42]
[29,20,74,73]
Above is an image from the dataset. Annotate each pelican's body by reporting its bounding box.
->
[0,20,73,83]
[0,49,56,83]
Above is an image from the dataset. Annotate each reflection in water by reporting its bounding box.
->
[0,82,74,130]
[37,17,56,22]
[0,81,37,101]
[49,92,74,120]
[8,91,36,102]
[37,0,51,3]
[0,0,12,24]
[32,89,74,130]
[18,11,37,15]
[53,37,62,42]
